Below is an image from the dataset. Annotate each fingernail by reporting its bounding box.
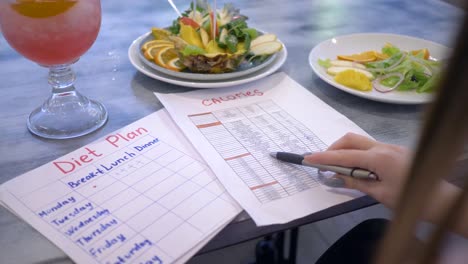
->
[325,177,345,188]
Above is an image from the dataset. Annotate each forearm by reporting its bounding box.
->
[423,181,468,237]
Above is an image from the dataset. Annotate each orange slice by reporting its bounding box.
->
[143,44,174,60]
[373,51,390,60]
[141,40,173,52]
[11,0,77,18]
[337,51,377,63]
[154,47,185,72]
[410,48,430,60]
[154,46,179,68]
[166,58,185,72]
[334,69,372,91]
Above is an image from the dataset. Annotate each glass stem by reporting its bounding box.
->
[48,63,77,93]
[42,63,90,112]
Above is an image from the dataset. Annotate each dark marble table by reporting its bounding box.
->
[0,0,464,263]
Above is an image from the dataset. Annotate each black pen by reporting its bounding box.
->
[270,151,379,181]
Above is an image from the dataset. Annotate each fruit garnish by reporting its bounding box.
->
[250,42,282,56]
[329,60,366,69]
[337,51,377,63]
[154,46,179,68]
[373,51,390,60]
[143,44,174,60]
[10,0,77,18]
[251,34,278,47]
[180,17,200,29]
[179,24,204,48]
[199,28,210,47]
[327,66,374,79]
[205,40,225,54]
[334,70,372,91]
[141,1,282,73]
[151,28,172,40]
[166,58,185,71]
[141,40,174,52]
[410,48,430,60]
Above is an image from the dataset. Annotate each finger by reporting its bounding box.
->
[327,133,376,151]
[304,149,375,171]
[336,174,379,196]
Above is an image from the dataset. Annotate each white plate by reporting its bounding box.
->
[128,34,287,88]
[137,32,277,81]
[309,33,450,104]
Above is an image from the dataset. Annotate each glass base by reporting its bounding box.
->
[27,90,108,139]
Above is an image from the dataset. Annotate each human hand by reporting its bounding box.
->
[304,132,412,209]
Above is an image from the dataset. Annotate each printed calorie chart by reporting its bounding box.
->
[156,72,367,225]
[188,100,328,204]
[0,110,241,264]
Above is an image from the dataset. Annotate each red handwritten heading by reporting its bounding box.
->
[53,148,103,175]
[202,89,264,106]
[53,127,149,175]
[105,127,149,148]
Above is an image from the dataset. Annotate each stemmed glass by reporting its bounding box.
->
[0,0,107,139]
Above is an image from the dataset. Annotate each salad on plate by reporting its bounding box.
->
[318,43,444,94]
[141,1,282,74]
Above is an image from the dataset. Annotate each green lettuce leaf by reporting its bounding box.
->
[182,45,206,56]
[380,76,401,87]
[417,72,441,93]
[242,28,258,39]
[366,52,404,71]
[397,70,430,91]
[382,45,401,56]
[225,35,239,53]
[318,59,331,68]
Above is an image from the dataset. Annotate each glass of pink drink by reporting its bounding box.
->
[0,0,107,139]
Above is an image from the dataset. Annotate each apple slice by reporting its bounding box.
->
[199,28,210,48]
[330,60,366,69]
[218,28,229,46]
[250,41,282,56]
[251,34,277,47]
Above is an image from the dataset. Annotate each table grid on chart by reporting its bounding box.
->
[13,134,237,264]
[189,100,328,204]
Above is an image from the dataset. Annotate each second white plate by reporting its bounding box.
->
[309,33,450,104]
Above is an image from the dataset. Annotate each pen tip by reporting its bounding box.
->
[269,152,277,158]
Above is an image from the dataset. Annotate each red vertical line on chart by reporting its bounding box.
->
[249,181,279,190]
[196,121,222,128]
[224,153,251,161]
[188,112,212,117]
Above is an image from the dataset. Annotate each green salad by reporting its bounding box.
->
[318,44,445,93]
